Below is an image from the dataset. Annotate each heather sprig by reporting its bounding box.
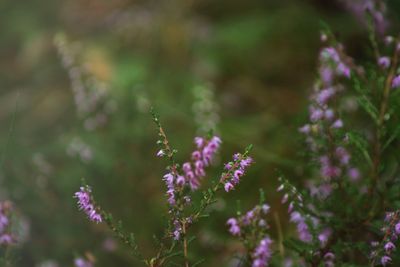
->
[150,109,253,266]
[278,181,337,266]
[221,152,253,192]
[371,210,400,266]
[299,34,361,188]
[74,184,142,260]
[191,144,253,224]
[74,185,102,223]
[226,191,273,267]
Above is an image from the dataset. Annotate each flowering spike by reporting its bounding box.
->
[74,186,102,223]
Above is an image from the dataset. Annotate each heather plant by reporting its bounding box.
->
[273,13,400,267]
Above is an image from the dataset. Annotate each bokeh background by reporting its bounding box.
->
[1,0,400,266]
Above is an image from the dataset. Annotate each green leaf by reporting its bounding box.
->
[382,124,400,151]
[259,188,266,205]
[347,132,373,166]
[283,238,309,254]
[192,259,205,267]
[357,95,379,124]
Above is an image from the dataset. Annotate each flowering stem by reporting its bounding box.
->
[192,146,252,223]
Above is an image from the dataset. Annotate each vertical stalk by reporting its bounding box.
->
[273,212,285,258]
[182,222,189,267]
[370,46,399,195]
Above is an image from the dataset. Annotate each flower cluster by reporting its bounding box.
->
[371,211,400,266]
[227,202,272,267]
[221,153,253,192]
[74,186,102,223]
[181,136,221,190]
[252,237,273,267]
[319,46,351,80]
[278,178,332,247]
[162,172,182,206]
[289,211,315,243]
[159,136,221,207]
[299,36,361,194]
[340,0,387,35]
[0,201,15,245]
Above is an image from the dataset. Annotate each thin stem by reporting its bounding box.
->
[182,222,189,267]
[369,43,400,196]
[273,212,285,258]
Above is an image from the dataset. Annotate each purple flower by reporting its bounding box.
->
[224,182,234,192]
[321,165,341,179]
[74,186,102,223]
[381,255,392,266]
[347,168,360,181]
[0,234,13,245]
[395,223,400,235]
[182,136,221,190]
[320,66,333,85]
[191,151,201,160]
[252,237,273,267]
[378,57,391,69]
[310,107,324,122]
[336,147,350,165]
[290,212,312,243]
[318,228,332,247]
[384,242,396,253]
[281,194,289,204]
[202,136,221,166]
[74,258,93,267]
[298,124,311,134]
[322,47,340,62]
[261,204,270,214]
[337,63,351,78]
[392,75,400,89]
[288,202,294,213]
[0,214,9,233]
[324,109,335,120]
[224,162,233,170]
[173,220,182,240]
[331,119,343,129]
[176,175,185,186]
[316,87,335,105]
[227,218,240,236]
[222,153,253,192]
[194,137,205,148]
[163,173,178,205]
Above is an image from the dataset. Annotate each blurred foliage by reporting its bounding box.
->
[1,0,400,266]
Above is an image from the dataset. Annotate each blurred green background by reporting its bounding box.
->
[1,0,400,266]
